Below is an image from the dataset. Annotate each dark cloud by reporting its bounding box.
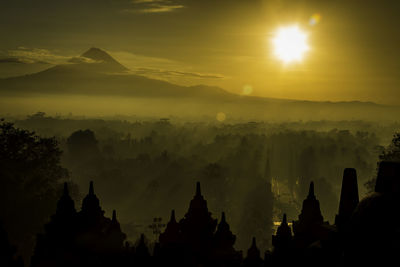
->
[0,58,26,64]
[0,57,49,65]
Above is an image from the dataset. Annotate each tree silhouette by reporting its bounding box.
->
[365,132,400,191]
[0,221,23,267]
[66,129,99,161]
[378,132,400,162]
[0,119,69,262]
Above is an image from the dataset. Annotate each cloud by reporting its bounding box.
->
[111,50,181,69]
[133,67,225,79]
[130,67,226,86]
[6,47,70,65]
[68,56,100,64]
[110,50,225,82]
[126,0,184,13]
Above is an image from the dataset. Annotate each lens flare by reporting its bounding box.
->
[216,112,226,122]
[309,13,322,26]
[272,25,310,64]
[242,85,253,95]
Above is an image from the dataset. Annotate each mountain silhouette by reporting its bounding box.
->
[0,48,234,99]
[0,47,399,120]
[68,47,128,73]
[81,47,122,64]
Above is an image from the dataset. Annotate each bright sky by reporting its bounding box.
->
[1,0,400,104]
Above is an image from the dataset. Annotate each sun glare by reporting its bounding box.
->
[272,25,310,64]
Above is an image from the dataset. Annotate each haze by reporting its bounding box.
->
[1,0,400,105]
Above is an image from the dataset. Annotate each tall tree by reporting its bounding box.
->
[0,120,69,262]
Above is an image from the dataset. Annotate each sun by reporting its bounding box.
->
[272,25,310,64]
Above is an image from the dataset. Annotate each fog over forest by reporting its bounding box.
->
[2,111,398,262]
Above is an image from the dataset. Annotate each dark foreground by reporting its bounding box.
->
[3,161,400,267]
